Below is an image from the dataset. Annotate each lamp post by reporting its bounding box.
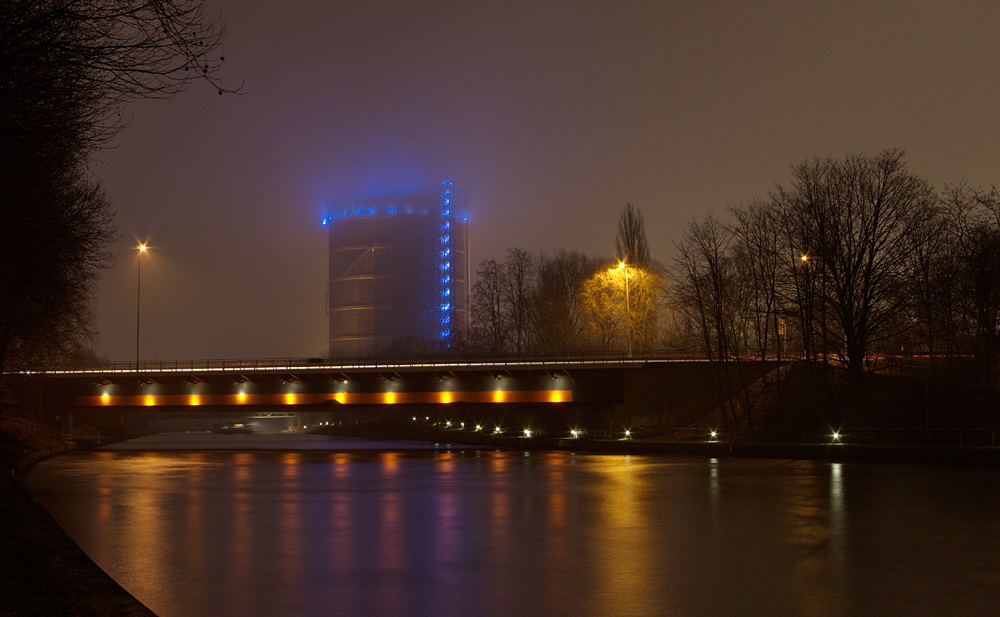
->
[136,243,147,368]
[799,254,812,361]
[800,253,827,364]
[618,261,632,356]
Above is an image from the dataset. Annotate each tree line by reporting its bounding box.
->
[452,203,670,355]
[1,0,234,382]
[453,150,1000,389]
[673,149,999,387]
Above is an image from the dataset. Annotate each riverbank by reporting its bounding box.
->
[0,425,157,617]
[315,421,1000,467]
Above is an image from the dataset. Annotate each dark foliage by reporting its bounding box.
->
[0,0,233,375]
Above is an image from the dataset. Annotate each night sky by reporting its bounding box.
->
[91,0,1000,362]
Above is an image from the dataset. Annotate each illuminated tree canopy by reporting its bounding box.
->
[580,263,665,353]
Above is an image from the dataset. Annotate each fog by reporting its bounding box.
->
[91,0,1000,361]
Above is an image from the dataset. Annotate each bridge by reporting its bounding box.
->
[32,354,786,438]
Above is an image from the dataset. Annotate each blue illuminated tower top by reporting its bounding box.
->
[324,181,469,357]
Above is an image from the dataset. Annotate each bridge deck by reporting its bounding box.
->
[37,356,686,409]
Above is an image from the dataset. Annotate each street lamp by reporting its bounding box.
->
[617,261,632,356]
[799,252,827,364]
[798,253,813,360]
[136,243,147,367]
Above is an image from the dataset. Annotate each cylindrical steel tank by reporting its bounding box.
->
[325,181,468,357]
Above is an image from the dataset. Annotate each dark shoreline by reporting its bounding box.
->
[314,422,1000,468]
[0,474,158,617]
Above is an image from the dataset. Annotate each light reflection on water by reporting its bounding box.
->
[27,441,1000,617]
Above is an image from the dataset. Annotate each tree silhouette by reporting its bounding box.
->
[1,1,235,377]
[615,203,650,267]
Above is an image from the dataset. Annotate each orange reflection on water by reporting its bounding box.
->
[486,450,511,476]
[537,455,573,609]
[226,454,258,617]
[587,456,669,616]
[281,452,302,487]
[541,453,570,528]
[326,493,358,603]
[109,454,180,613]
[436,452,457,475]
[95,482,113,542]
[380,452,400,475]
[378,490,404,567]
[329,452,352,482]
[781,461,842,617]
[277,489,305,587]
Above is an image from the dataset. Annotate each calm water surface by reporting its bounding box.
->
[28,434,1000,617]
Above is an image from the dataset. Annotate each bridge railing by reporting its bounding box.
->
[0,416,62,440]
[72,420,102,440]
[34,351,993,375]
[49,351,700,371]
[42,349,795,373]
[1,416,103,441]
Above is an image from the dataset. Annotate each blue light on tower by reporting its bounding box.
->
[437,180,454,346]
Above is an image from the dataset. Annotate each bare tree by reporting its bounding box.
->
[671,214,753,424]
[531,250,601,353]
[903,193,949,359]
[463,249,536,354]
[0,167,114,373]
[671,214,741,360]
[502,248,535,353]
[938,184,1000,386]
[2,0,236,149]
[773,150,936,375]
[0,0,235,376]
[467,259,507,354]
[615,203,650,267]
[730,199,785,359]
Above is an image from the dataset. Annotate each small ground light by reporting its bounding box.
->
[831,431,842,443]
[475,424,482,431]
[523,429,532,438]
[570,429,580,438]
[710,430,718,440]
[624,430,632,439]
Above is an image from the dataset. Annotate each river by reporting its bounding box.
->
[27,434,999,617]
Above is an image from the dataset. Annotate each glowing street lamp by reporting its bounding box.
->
[136,243,147,367]
[799,252,827,364]
[617,261,632,356]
